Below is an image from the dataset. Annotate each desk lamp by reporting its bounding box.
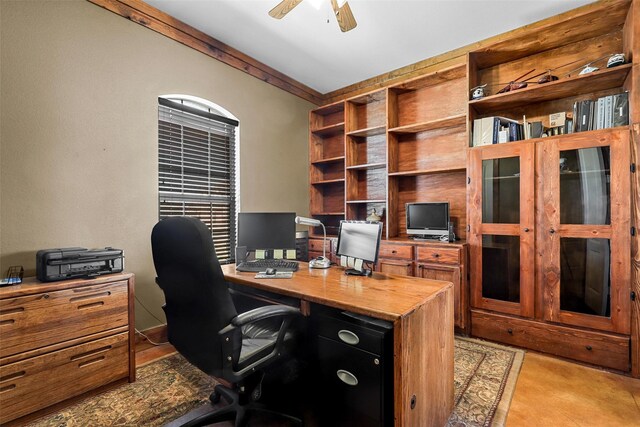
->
[294,216,331,269]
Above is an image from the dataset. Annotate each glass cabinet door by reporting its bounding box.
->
[541,130,630,334]
[469,142,535,317]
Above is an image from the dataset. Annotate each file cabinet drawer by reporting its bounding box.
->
[314,315,386,356]
[317,336,384,426]
[0,281,129,358]
[0,332,129,424]
[378,243,414,260]
[416,246,460,265]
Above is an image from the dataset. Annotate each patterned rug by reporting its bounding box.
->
[28,337,523,427]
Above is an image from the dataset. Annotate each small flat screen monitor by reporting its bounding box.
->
[335,221,383,274]
[406,202,450,237]
[237,212,296,251]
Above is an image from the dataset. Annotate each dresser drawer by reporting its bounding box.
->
[0,332,129,424]
[471,311,630,372]
[308,238,331,253]
[416,246,460,265]
[0,281,129,358]
[314,315,387,356]
[378,243,414,260]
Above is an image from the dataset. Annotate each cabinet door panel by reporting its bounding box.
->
[469,142,535,317]
[540,130,630,333]
[417,263,463,329]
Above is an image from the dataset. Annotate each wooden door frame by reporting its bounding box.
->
[469,142,535,317]
[539,130,631,334]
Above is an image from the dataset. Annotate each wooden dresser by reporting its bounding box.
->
[0,273,135,424]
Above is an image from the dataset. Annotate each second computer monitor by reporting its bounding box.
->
[335,221,383,266]
[237,212,296,251]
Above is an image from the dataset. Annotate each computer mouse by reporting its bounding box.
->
[265,268,277,275]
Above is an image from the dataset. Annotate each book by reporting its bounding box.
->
[508,122,519,142]
[596,98,604,130]
[472,118,482,147]
[530,121,543,139]
[549,112,566,128]
[604,95,612,128]
[612,92,629,127]
[498,129,509,143]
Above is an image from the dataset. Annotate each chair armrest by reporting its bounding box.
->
[218,304,301,381]
[232,305,301,326]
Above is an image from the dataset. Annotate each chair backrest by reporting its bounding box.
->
[151,216,240,376]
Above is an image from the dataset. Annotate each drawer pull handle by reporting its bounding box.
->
[0,371,26,383]
[524,227,530,232]
[0,307,24,316]
[336,369,358,386]
[586,345,593,351]
[0,319,16,326]
[70,291,111,302]
[391,250,397,254]
[433,254,440,258]
[71,345,112,361]
[78,301,105,310]
[338,329,360,345]
[0,384,16,393]
[507,328,513,334]
[78,356,106,368]
[42,294,50,299]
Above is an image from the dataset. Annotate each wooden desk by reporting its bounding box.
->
[222,264,454,426]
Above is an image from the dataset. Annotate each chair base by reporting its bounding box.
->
[179,384,302,427]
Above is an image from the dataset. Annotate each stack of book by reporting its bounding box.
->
[472,92,629,147]
[573,92,629,132]
[472,116,545,146]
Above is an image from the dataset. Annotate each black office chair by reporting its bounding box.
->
[151,216,302,426]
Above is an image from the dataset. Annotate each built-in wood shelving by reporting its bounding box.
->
[311,122,345,137]
[388,166,467,177]
[311,156,345,165]
[388,114,466,134]
[346,199,386,204]
[470,64,632,113]
[346,162,386,170]
[346,125,387,137]
[311,178,345,185]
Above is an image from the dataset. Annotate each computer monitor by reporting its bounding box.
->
[406,202,449,237]
[237,212,296,252]
[335,221,383,276]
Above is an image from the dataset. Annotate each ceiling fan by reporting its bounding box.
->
[269,0,357,32]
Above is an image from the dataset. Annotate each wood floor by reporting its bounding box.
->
[136,338,640,426]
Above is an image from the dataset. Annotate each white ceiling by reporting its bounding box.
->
[144,0,595,94]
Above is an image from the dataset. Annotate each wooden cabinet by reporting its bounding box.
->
[464,0,636,372]
[0,274,135,424]
[376,240,469,331]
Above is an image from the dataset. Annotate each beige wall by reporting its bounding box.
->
[0,0,313,329]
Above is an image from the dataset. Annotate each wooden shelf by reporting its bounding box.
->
[346,199,386,204]
[388,166,466,177]
[311,178,345,185]
[346,162,386,170]
[312,100,344,116]
[470,64,632,113]
[347,125,386,137]
[347,89,386,105]
[311,156,345,165]
[311,122,345,137]
[469,126,629,150]
[388,114,466,134]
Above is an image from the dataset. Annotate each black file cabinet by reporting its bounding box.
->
[311,304,393,427]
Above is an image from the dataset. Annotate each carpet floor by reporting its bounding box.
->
[27,336,524,427]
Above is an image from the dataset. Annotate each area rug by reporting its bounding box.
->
[27,337,524,427]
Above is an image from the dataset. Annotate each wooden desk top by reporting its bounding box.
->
[221,263,452,322]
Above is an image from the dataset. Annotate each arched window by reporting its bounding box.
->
[158,95,239,263]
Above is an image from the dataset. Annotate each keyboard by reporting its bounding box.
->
[236,259,299,272]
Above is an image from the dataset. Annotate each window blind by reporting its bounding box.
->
[158,98,238,263]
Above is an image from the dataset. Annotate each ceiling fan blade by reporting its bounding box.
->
[269,0,304,19]
[330,0,357,32]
